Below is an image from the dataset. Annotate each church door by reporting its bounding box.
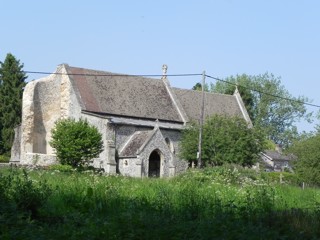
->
[148,150,161,177]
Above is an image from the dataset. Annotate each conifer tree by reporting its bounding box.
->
[0,53,27,154]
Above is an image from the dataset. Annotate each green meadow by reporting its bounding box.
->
[0,166,319,239]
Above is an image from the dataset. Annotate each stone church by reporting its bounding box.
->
[10,64,252,177]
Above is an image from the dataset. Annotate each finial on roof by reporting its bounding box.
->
[154,119,160,129]
[234,80,239,94]
[162,64,168,79]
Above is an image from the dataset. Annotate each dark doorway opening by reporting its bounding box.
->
[148,150,161,177]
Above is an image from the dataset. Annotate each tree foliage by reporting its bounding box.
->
[288,134,320,186]
[210,73,310,146]
[50,118,104,168]
[0,53,27,154]
[180,115,264,167]
[211,74,255,122]
[192,82,209,92]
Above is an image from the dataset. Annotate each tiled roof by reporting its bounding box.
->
[66,66,183,122]
[64,65,248,124]
[173,88,243,122]
[120,131,151,157]
[263,150,294,161]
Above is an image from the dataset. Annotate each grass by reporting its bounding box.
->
[0,165,320,239]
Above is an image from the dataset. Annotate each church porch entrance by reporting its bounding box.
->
[148,150,161,177]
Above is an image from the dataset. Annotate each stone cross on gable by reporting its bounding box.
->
[162,64,168,79]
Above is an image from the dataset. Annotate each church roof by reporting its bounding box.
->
[173,88,243,121]
[66,66,183,123]
[63,65,249,124]
[119,131,151,157]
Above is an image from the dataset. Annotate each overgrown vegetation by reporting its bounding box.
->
[288,133,320,186]
[0,154,10,163]
[50,118,104,168]
[0,166,319,239]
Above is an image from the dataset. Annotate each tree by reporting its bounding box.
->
[211,74,255,122]
[288,133,320,186]
[211,73,311,146]
[0,53,27,154]
[180,115,264,167]
[192,82,210,92]
[50,118,104,168]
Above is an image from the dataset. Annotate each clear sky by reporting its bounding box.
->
[1,0,319,132]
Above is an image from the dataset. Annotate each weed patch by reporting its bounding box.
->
[0,166,319,239]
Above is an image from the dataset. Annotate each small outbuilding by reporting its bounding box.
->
[260,149,295,172]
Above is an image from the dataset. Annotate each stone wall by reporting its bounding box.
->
[20,73,62,164]
[118,157,142,177]
[81,113,116,173]
[24,153,57,166]
[158,129,188,175]
[115,125,151,151]
[19,65,82,165]
[10,126,21,163]
[32,77,61,154]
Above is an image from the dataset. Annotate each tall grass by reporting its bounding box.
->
[0,166,319,239]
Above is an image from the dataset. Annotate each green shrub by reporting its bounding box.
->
[0,154,10,163]
[288,133,320,186]
[261,172,301,186]
[10,169,52,218]
[48,164,74,172]
[180,115,264,167]
[0,168,52,218]
[50,118,104,168]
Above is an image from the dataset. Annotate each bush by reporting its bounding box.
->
[288,133,320,186]
[0,168,51,218]
[261,172,301,186]
[48,164,74,172]
[0,154,10,163]
[50,118,104,168]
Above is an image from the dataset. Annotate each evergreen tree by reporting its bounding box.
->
[0,53,27,154]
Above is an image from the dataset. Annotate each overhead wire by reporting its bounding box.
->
[23,70,320,109]
[24,70,202,78]
[205,74,320,108]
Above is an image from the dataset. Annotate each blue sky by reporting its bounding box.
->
[1,0,320,132]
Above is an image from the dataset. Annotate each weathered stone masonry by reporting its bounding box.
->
[11,64,252,177]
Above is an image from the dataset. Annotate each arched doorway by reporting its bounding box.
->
[148,150,161,177]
